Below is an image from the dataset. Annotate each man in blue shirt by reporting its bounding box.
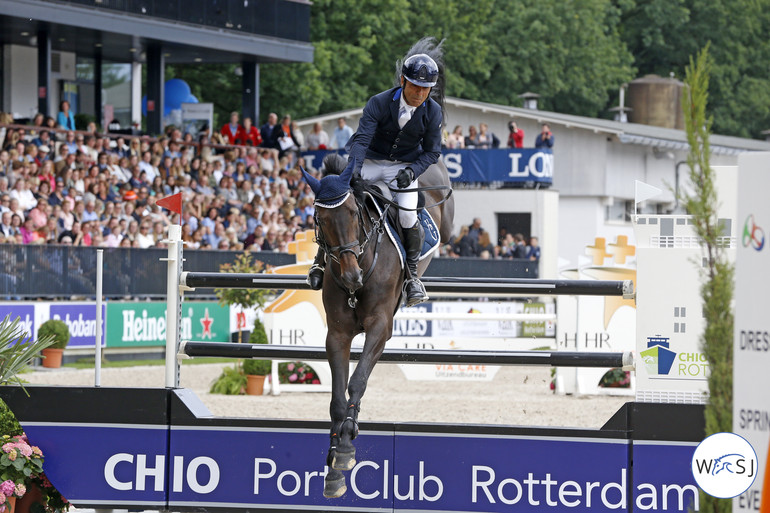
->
[331,118,354,150]
[308,39,444,307]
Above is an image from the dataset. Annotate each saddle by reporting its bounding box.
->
[361,182,439,269]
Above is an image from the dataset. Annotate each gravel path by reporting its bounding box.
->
[24,362,628,428]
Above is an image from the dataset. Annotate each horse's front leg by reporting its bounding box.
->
[323,328,352,499]
[334,314,393,471]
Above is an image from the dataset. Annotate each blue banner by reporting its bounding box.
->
[301,149,553,186]
[23,422,699,512]
[49,303,106,348]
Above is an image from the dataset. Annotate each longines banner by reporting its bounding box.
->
[301,149,554,185]
[733,153,770,513]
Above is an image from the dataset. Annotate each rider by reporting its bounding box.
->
[307,38,444,307]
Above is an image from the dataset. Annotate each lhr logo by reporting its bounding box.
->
[691,432,757,498]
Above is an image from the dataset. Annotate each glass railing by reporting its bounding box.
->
[57,0,311,42]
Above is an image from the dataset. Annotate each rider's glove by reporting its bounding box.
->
[396,167,415,189]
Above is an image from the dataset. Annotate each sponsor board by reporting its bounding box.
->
[734,153,770,512]
[49,303,106,348]
[0,303,36,342]
[105,302,229,348]
[24,422,702,512]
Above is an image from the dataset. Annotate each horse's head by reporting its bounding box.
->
[302,156,364,293]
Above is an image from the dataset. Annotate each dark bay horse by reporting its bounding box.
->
[302,154,454,498]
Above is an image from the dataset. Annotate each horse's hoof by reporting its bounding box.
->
[323,472,347,498]
[332,449,356,471]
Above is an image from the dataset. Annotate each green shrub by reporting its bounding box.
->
[243,359,271,376]
[0,399,22,437]
[252,317,268,345]
[38,320,70,350]
[209,365,247,395]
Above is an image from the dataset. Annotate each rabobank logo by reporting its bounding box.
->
[691,432,757,498]
[742,214,765,251]
[640,335,676,375]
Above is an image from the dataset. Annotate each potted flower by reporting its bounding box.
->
[37,320,70,369]
[0,434,44,512]
[243,359,272,395]
[278,362,321,385]
[243,316,270,395]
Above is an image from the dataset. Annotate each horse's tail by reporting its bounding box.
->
[322,153,348,177]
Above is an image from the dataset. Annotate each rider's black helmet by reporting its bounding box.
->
[401,54,439,88]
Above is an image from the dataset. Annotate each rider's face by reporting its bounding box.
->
[401,78,431,108]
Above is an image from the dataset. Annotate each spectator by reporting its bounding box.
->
[507,120,525,149]
[81,201,99,223]
[291,121,305,150]
[535,123,554,149]
[476,123,500,149]
[527,236,541,261]
[32,130,53,149]
[468,217,483,242]
[332,118,354,149]
[239,117,262,147]
[260,113,279,149]
[445,125,465,149]
[57,100,76,131]
[477,231,495,257]
[0,211,13,237]
[465,125,478,149]
[512,233,528,258]
[305,122,329,150]
[453,225,478,257]
[220,111,244,145]
[275,115,299,156]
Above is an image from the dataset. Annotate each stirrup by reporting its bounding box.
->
[307,263,325,290]
[404,278,429,307]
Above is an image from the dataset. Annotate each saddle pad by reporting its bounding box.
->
[363,191,441,270]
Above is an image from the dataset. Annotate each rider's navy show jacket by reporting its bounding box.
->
[346,86,442,178]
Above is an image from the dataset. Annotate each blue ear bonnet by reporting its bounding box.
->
[300,158,356,205]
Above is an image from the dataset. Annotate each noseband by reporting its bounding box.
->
[313,190,386,308]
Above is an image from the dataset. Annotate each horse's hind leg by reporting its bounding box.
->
[324,334,353,498]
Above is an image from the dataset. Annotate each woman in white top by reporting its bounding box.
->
[446,125,465,149]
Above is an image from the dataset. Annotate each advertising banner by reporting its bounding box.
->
[49,303,106,348]
[301,149,553,185]
[105,302,229,348]
[0,303,37,342]
[23,421,702,513]
[733,153,770,513]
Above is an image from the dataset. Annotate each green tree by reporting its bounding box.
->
[681,44,734,513]
[469,0,635,117]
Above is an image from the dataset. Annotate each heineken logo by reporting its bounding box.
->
[108,302,227,347]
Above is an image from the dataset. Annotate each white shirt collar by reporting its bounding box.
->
[399,91,417,115]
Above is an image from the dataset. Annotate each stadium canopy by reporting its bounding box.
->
[0,0,313,133]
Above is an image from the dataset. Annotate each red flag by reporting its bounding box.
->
[157,192,182,217]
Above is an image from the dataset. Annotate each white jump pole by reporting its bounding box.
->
[394,312,556,322]
[95,249,103,387]
[163,225,183,388]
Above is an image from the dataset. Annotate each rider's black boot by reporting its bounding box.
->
[307,248,326,290]
[403,222,428,307]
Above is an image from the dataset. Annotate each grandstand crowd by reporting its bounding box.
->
[0,109,538,261]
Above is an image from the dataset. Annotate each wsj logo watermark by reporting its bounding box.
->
[691,432,757,498]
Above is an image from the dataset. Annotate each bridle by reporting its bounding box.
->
[313,190,387,308]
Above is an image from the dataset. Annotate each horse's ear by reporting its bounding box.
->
[300,166,321,195]
[340,157,356,184]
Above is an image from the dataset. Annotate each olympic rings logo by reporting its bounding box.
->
[742,214,765,251]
